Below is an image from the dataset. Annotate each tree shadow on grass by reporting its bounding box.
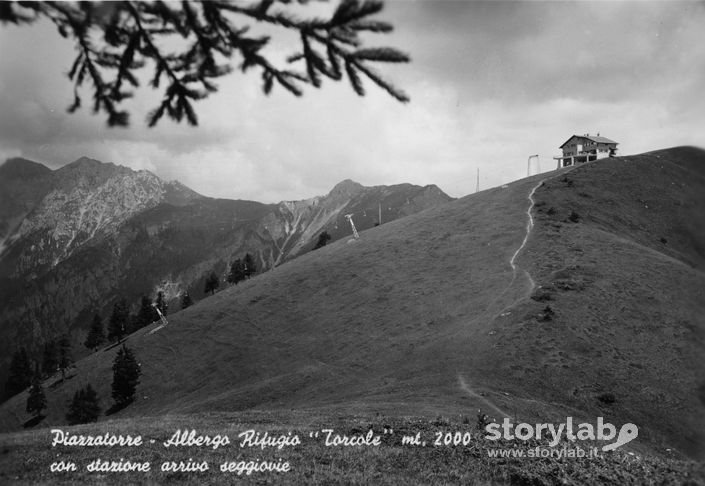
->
[105,400,134,416]
[23,415,45,428]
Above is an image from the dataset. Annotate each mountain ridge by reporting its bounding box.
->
[0,156,453,401]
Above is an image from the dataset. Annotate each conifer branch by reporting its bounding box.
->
[0,0,411,126]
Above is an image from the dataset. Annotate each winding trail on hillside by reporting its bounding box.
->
[458,170,574,413]
[507,179,544,295]
[492,168,575,317]
[481,177,547,320]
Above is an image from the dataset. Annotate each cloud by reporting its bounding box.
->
[0,1,703,202]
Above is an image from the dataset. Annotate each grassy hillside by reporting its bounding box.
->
[0,147,703,483]
[0,168,542,424]
[477,146,705,459]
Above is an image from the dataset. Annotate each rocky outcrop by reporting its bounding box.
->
[3,157,201,278]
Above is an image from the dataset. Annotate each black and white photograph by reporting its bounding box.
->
[0,0,703,484]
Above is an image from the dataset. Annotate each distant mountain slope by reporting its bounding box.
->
[0,158,54,253]
[260,179,451,264]
[1,147,700,461]
[0,157,202,279]
[0,157,452,401]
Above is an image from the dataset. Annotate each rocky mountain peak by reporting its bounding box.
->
[5,157,174,274]
[329,179,364,198]
[54,156,127,189]
[67,155,104,167]
[58,156,121,175]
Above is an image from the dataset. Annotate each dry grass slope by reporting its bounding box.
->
[0,169,550,428]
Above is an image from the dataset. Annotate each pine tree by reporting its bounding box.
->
[181,292,193,309]
[0,1,409,127]
[314,231,332,250]
[155,291,168,317]
[42,340,59,377]
[243,253,256,279]
[204,272,220,295]
[84,314,105,351]
[58,335,73,381]
[111,345,141,407]
[227,259,246,285]
[108,299,129,343]
[5,348,33,397]
[26,373,47,418]
[135,295,158,330]
[66,384,101,425]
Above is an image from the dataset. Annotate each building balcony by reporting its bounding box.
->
[553,150,609,168]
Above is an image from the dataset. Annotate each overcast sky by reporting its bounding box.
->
[1,1,703,202]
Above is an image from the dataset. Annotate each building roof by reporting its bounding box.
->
[559,134,618,148]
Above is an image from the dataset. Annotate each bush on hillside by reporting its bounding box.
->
[538,305,555,322]
[57,335,73,381]
[84,314,105,351]
[26,373,47,419]
[243,253,257,278]
[205,272,220,295]
[314,231,332,250]
[227,259,246,285]
[108,299,130,343]
[181,292,193,309]
[597,392,616,405]
[111,345,141,408]
[66,384,101,424]
[42,340,59,377]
